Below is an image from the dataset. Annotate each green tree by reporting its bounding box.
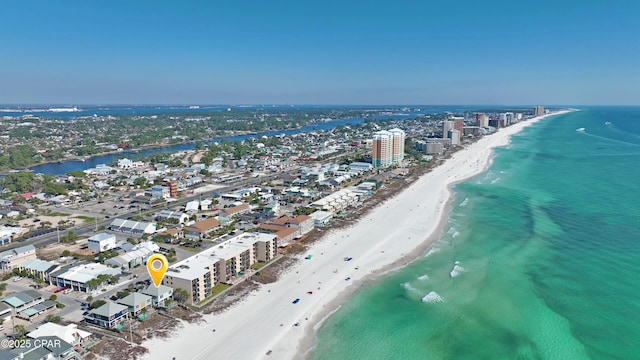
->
[49,294,57,301]
[46,314,61,323]
[90,300,107,309]
[13,325,27,339]
[173,288,190,304]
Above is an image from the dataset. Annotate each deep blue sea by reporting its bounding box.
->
[309,107,640,359]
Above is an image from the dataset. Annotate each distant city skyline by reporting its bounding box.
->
[2,0,639,105]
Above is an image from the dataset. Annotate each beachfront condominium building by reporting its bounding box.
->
[452,117,464,135]
[372,129,405,168]
[389,128,406,164]
[475,113,489,127]
[372,130,392,168]
[163,233,277,304]
[535,106,545,116]
[443,120,454,138]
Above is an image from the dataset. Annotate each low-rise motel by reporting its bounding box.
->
[162,232,277,304]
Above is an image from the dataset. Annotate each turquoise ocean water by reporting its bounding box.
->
[309,107,640,360]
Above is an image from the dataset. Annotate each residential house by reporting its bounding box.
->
[0,209,20,218]
[268,215,315,238]
[28,323,92,348]
[0,336,80,360]
[309,210,333,227]
[117,293,152,316]
[183,217,221,240]
[141,284,173,307]
[258,224,298,246]
[218,203,250,223]
[84,302,129,329]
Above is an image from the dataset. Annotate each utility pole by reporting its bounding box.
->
[57,226,60,243]
[95,216,98,232]
[128,311,134,345]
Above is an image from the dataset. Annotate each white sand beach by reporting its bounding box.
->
[142,111,570,360]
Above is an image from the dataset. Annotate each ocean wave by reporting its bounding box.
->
[401,282,421,295]
[490,177,501,184]
[421,291,444,303]
[449,262,465,278]
[459,197,469,207]
[424,247,440,257]
[417,274,429,281]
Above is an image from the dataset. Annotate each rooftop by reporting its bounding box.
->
[88,302,128,318]
[185,217,221,233]
[117,293,152,307]
[141,284,173,297]
[51,263,121,284]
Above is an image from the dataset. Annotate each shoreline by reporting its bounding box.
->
[141,110,571,360]
[299,112,568,358]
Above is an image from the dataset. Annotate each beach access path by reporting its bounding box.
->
[141,111,570,360]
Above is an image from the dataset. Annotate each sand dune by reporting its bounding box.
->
[142,111,569,360]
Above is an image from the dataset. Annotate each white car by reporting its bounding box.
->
[13,277,22,282]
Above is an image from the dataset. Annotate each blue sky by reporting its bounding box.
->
[1,0,639,105]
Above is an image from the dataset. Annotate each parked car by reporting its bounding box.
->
[292,298,300,304]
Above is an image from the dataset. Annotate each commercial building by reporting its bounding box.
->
[105,241,159,270]
[163,233,277,304]
[535,106,545,116]
[155,210,190,224]
[0,244,37,270]
[16,259,60,281]
[108,218,157,235]
[0,226,28,245]
[150,185,170,200]
[49,263,121,293]
[87,232,117,252]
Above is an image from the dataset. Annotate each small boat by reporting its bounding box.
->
[605,121,612,125]
[576,128,585,132]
